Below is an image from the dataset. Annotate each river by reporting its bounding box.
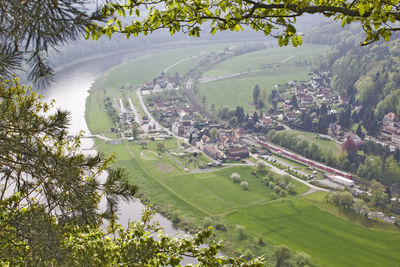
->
[43,51,186,236]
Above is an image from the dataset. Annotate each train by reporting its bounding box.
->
[256,139,353,179]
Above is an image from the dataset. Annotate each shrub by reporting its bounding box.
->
[231,172,241,179]
[215,223,227,232]
[273,185,281,193]
[240,181,249,190]
[236,225,247,240]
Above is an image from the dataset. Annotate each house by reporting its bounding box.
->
[322,93,334,103]
[383,112,398,127]
[235,128,246,138]
[295,85,307,95]
[201,135,212,145]
[300,95,313,105]
[259,117,273,128]
[178,125,185,136]
[204,145,224,160]
[153,84,162,93]
[155,102,166,110]
[286,112,297,121]
[320,88,330,94]
[226,146,249,160]
[166,82,174,91]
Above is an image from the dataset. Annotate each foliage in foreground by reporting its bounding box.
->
[92,0,400,46]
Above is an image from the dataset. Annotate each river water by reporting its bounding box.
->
[43,51,186,236]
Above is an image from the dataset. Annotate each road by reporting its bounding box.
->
[136,88,188,142]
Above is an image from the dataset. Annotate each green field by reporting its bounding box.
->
[226,193,400,267]
[199,44,330,112]
[202,44,330,78]
[166,56,202,77]
[85,43,400,266]
[102,43,233,89]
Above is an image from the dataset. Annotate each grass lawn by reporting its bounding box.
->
[225,194,400,267]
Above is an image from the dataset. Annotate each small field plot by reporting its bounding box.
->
[140,150,160,160]
[295,131,341,155]
[225,195,400,267]
[164,166,308,215]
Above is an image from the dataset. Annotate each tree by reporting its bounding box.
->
[256,160,267,172]
[189,133,193,144]
[292,251,313,267]
[240,181,249,190]
[57,207,265,266]
[210,127,218,139]
[291,94,298,109]
[273,245,292,267]
[210,103,216,113]
[132,123,139,139]
[91,0,400,47]
[356,124,364,139]
[342,138,358,153]
[0,77,138,264]
[156,142,166,152]
[0,0,105,86]
[253,84,261,105]
[320,103,328,115]
[370,180,388,208]
[139,139,147,148]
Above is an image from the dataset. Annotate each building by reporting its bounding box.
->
[204,145,224,160]
[383,112,398,127]
[329,175,354,187]
[226,146,249,160]
[235,128,247,138]
[300,95,313,105]
[201,135,212,145]
[286,112,297,121]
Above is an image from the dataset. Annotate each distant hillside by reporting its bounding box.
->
[308,22,400,120]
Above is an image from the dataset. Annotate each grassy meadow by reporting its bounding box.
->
[199,44,330,112]
[85,43,400,266]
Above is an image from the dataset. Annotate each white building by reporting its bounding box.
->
[330,175,354,187]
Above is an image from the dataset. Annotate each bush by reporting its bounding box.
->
[231,172,241,179]
[215,223,227,232]
[240,181,249,190]
[236,225,247,240]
